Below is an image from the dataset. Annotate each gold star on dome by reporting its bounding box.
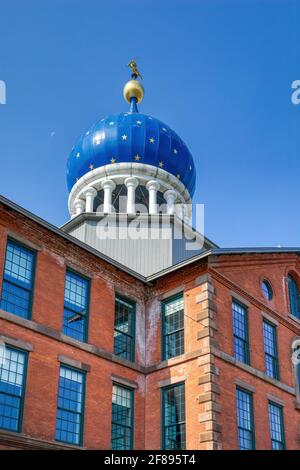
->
[110,157,117,164]
[122,134,127,141]
[89,164,94,170]
[176,174,181,179]
[136,120,142,125]
[134,154,141,161]
[149,137,155,144]
[159,161,164,168]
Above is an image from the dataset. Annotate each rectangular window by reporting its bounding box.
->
[232,300,250,364]
[111,384,134,450]
[263,320,279,379]
[268,402,285,450]
[162,382,186,450]
[0,240,35,319]
[55,365,85,446]
[236,388,255,450]
[162,294,184,360]
[114,296,135,362]
[0,346,27,432]
[62,270,89,342]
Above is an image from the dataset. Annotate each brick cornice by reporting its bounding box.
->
[0,429,84,450]
[0,309,145,373]
[0,309,205,374]
[214,349,296,396]
[208,253,299,270]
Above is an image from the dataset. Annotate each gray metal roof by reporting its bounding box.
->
[0,195,148,283]
[0,194,299,284]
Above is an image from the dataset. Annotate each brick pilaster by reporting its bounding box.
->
[196,275,222,450]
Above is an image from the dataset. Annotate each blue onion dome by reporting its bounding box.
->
[66,77,196,196]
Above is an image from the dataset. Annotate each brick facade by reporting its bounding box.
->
[0,199,299,450]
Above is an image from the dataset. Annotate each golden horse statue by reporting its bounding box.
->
[127,60,142,80]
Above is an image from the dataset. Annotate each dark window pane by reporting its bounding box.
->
[232,302,249,364]
[261,280,273,301]
[1,281,31,319]
[111,384,134,450]
[236,388,255,450]
[162,383,186,450]
[55,366,85,445]
[114,297,135,362]
[288,275,300,319]
[268,402,285,450]
[0,347,27,432]
[0,241,35,319]
[162,295,184,360]
[62,271,89,342]
[263,321,279,379]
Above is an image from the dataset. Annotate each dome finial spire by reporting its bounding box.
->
[127,60,142,80]
[123,59,144,112]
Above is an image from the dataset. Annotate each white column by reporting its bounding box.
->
[74,199,85,216]
[164,190,177,215]
[176,202,185,220]
[101,179,116,213]
[146,180,160,215]
[124,177,139,215]
[84,187,97,213]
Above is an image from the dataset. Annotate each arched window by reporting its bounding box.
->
[261,279,273,301]
[288,275,300,320]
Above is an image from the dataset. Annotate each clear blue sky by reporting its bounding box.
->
[0,0,299,247]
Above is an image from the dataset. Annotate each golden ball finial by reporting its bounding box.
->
[123,79,144,104]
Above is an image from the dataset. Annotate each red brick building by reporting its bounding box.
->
[0,196,299,450]
[0,77,299,450]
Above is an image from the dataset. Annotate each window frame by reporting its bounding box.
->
[161,381,186,451]
[287,274,300,320]
[232,299,250,365]
[262,319,280,380]
[261,279,273,301]
[236,387,256,450]
[111,382,135,450]
[62,268,90,343]
[55,364,86,447]
[0,345,28,433]
[161,292,184,361]
[0,238,36,320]
[268,401,286,450]
[113,294,136,363]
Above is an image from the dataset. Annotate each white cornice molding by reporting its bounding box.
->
[68,163,192,215]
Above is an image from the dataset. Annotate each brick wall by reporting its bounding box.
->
[0,201,299,449]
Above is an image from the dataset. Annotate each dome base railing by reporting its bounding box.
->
[69,163,192,222]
